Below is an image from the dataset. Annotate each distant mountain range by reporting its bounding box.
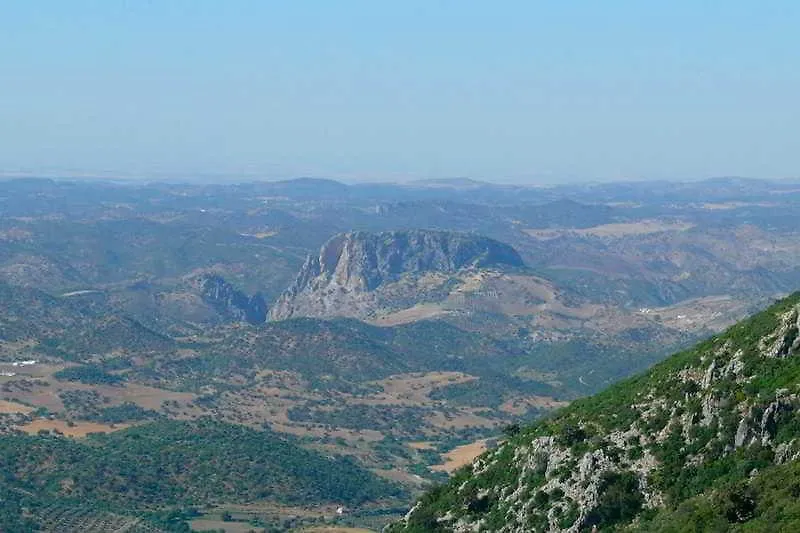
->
[4,176,800,530]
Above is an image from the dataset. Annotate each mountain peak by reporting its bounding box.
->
[269,230,524,321]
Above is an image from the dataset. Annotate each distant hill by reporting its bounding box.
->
[269,229,525,321]
[0,280,174,359]
[407,178,493,190]
[158,316,535,384]
[262,177,351,199]
[389,293,800,532]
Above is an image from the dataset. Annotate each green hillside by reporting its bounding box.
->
[0,419,402,532]
[390,293,800,532]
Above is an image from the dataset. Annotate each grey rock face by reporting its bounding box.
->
[200,274,267,324]
[735,417,750,448]
[269,230,524,320]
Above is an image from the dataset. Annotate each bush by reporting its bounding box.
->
[584,471,644,529]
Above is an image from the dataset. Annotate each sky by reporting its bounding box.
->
[1,1,798,184]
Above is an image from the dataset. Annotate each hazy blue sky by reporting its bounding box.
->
[1,1,798,183]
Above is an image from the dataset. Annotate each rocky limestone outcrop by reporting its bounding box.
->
[269,230,524,320]
[199,274,267,325]
[389,296,800,533]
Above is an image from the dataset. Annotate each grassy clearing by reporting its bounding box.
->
[431,439,491,473]
[19,419,130,436]
[0,399,33,414]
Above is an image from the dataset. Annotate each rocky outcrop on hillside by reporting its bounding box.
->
[269,230,525,320]
[200,275,267,324]
[388,294,800,532]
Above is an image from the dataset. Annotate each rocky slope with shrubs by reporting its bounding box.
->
[389,293,800,532]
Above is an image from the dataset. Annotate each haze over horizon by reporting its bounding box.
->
[2,1,798,184]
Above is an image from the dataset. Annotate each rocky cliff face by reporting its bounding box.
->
[200,275,267,324]
[389,293,800,532]
[269,230,525,321]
